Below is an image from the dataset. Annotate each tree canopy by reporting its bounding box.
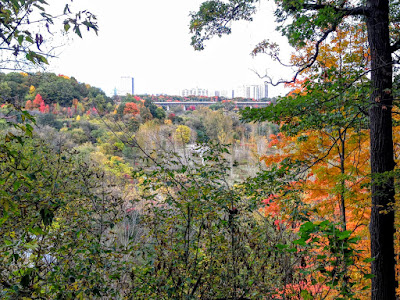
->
[191,0,400,298]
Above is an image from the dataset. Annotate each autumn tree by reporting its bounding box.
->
[25,100,33,110]
[32,93,44,109]
[247,26,373,296]
[190,0,400,298]
[175,124,192,145]
[123,102,140,115]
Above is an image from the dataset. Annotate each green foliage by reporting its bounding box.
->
[0,72,112,107]
[0,106,368,298]
[0,0,98,68]
[117,102,126,118]
[294,220,371,299]
[36,75,81,106]
[129,143,302,298]
[241,73,369,137]
[154,106,166,119]
[144,98,166,120]
[0,109,133,299]
[190,0,257,50]
[140,106,153,121]
[124,116,140,133]
[36,113,63,129]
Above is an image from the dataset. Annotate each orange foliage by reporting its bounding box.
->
[259,24,373,298]
[123,102,140,115]
[25,100,33,110]
[58,74,70,79]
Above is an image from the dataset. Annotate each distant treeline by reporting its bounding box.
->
[0,72,112,109]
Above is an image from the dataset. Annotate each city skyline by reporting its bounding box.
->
[181,83,269,100]
[47,0,293,98]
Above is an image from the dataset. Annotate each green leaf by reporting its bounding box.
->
[13,180,22,191]
[74,26,82,38]
[300,221,315,232]
[338,230,352,240]
[40,56,49,64]
[276,244,288,250]
[29,227,46,236]
[25,35,34,44]
[293,238,306,246]
[363,257,375,263]
[300,289,313,300]
[64,23,71,32]
[17,35,24,45]
[0,212,9,226]
[24,241,39,250]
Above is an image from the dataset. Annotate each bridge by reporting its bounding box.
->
[154,101,271,111]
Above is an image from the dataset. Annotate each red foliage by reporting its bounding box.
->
[123,102,140,115]
[33,94,44,108]
[39,101,46,113]
[168,113,176,121]
[262,195,280,217]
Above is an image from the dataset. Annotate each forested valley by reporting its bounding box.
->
[2,0,400,299]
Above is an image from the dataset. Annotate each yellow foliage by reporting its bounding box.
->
[175,125,191,144]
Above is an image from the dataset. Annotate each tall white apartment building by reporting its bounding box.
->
[182,87,209,97]
[234,83,268,100]
[181,83,268,100]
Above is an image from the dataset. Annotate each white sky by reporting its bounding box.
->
[47,0,294,97]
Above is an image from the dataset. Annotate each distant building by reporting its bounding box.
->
[182,87,209,97]
[234,83,268,100]
[118,76,134,95]
[264,82,269,99]
[181,83,268,100]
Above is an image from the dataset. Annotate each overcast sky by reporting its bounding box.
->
[47,0,294,97]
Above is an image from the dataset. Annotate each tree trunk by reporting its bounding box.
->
[366,0,397,298]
